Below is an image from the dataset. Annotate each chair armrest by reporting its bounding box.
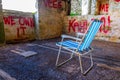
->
[76,33,85,37]
[61,34,82,41]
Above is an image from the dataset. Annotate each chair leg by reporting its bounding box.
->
[78,53,93,75]
[56,46,74,67]
[78,55,83,73]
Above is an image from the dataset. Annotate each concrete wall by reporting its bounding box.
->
[3,10,35,43]
[109,0,120,16]
[63,0,120,43]
[1,0,119,43]
[37,0,67,39]
[71,0,109,15]
[0,0,5,45]
[36,0,120,43]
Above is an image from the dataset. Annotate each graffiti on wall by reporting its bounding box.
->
[99,16,111,33]
[3,16,34,37]
[99,3,109,13]
[115,0,120,2]
[68,19,87,33]
[68,16,111,34]
[43,0,62,8]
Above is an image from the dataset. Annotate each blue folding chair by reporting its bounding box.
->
[56,20,102,75]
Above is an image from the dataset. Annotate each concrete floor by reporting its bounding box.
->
[0,38,120,80]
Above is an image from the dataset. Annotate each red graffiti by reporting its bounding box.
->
[115,0,120,2]
[99,4,109,12]
[3,16,34,38]
[43,0,62,8]
[19,17,34,28]
[3,16,34,27]
[68,16,111,34]
[91,16,111,33]
[68,19,87,33]
[3,16,15,26]
[17,27,26,37]
[100,16,111,33]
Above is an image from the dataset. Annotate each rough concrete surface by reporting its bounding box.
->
[0,38,120,80]
[3,10,35,42]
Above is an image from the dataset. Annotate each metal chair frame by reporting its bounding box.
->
[55,20,102,75]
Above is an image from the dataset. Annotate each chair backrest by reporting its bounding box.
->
[79,20,102,51]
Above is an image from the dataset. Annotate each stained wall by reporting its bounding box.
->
[0,0,5,45]
[37,0,67,39]
[63,0,120,43]
[3,10,35,43]
[2,0,119,43]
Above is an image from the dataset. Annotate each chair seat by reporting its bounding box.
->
[56,40,91,52]
[56,40,79,49]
